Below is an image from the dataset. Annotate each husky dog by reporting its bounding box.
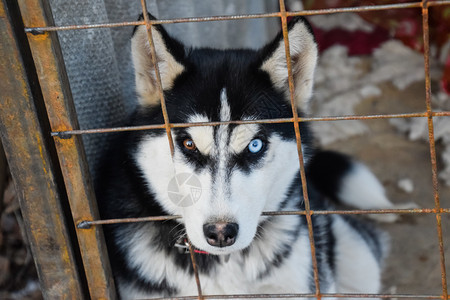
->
[96,14,398,299]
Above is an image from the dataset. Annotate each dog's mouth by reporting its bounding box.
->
[173,237,237,260]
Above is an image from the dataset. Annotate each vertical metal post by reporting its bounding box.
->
[421,1,448,299]
[16,0,116,298]
[278,1,321,298]
[0,0,84,298]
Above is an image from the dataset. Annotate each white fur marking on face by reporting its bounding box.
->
[134,135,180,214]
[219,88,231,122]
[186,114,214,155]
[211,88,232,218]
[229,124,260,154]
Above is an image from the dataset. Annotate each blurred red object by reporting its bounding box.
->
[302,0,450,94]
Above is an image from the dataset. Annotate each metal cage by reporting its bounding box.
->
[0,0,449,299]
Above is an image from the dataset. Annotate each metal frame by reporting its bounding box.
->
[0,0,84,297]
[16,0,116,298]
[0,0,449,299]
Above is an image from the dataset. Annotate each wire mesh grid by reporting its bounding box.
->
[23,0,450,299]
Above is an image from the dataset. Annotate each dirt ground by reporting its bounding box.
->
[318,81,450,296]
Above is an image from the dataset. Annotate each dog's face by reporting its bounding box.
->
[131,16,317,255]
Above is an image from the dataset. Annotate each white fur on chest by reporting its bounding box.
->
[119,226,327,299]
[199,232,315,296]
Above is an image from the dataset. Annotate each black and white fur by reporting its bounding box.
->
[96,14,398,299]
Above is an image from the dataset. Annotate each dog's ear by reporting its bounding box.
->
[131,14,186,107]
[260,17,318,112]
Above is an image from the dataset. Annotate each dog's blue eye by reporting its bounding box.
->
[248,139,263,153]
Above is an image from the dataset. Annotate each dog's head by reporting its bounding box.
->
[131,15,318,255]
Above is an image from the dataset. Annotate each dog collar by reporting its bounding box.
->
[174,238,210,255]
[174,238,231,262]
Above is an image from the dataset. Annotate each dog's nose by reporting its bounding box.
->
[203,222,239,247]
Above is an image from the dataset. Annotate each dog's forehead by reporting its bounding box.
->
[185,88,260,155]
[165,49,297,147]
[166,48,293,123]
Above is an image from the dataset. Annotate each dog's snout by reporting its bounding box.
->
[203,222,239,247]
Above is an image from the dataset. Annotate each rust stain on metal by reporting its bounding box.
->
[188,240,204,300]
[53,136,116,299]
[21,1,450,34]
[0,0,83,297]
[278,1,321,297]
[140,0,175,156]
[50,111,445,137]
[77,207,450,228]
[143,292,447,299]
[421,1,448,299]
[17,0,116,298]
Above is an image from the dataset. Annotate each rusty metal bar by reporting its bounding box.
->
[143,292,450,300]
[434,111,450,117]
[421,1,449,299]
[23,13,279,34]
[0,0,84,297]
[145,293,449,300]
[188,240,204,300]
[16,0,116,298]
[286,1,442,17]
[21,1,450,34]
[25,20,143,34]
[140,0,175,155]
[263,208,450,215]
[76,207,450,228]
[77,215,182,229]
[51,111,443,138]
[278,0,321,298]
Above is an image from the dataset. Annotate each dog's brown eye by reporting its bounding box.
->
[183,139,196,151]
